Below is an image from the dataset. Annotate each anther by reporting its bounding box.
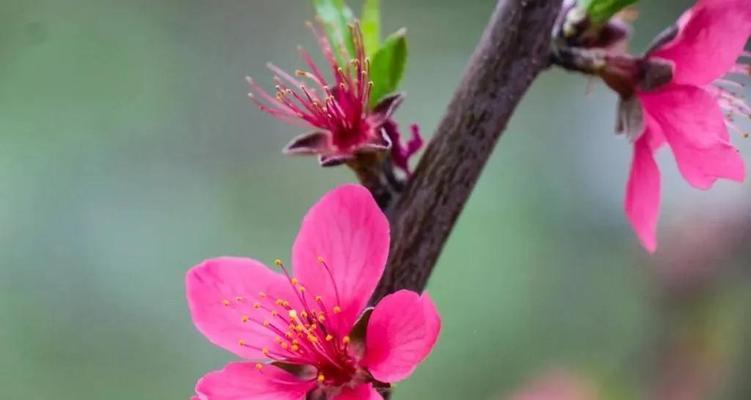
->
[222,299,231,307]
[333,306,342,314]
[342,336,350,345]
[255,363,263,370]
[241,315,249,323]
[325,334,334,342]
[317,373,325,383]
[238,339,247,347]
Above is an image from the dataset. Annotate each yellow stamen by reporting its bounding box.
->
[333,306,342,314]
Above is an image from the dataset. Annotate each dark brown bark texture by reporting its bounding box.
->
[372,0,563,302]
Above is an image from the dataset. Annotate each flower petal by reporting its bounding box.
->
[362,290,441,383]
[335,384,384,400]
[639,86,745,190]
[292,184,390,337]
[195,362,314,400]
[186,257,299,360]
[650,0,751,86]
[625,134,661,253]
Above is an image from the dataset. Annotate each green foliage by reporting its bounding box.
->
[312,0,356,60]
[368,28,408,107]
[581,0,638,24]
[361,0,381,57]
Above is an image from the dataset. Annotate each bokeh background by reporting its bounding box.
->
[2,0,750,399]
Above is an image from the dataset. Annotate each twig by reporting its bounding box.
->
[372,0,562,301]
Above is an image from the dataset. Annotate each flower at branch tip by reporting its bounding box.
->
[247,22,422,174]
[186,184,441,400]
[601,0,751,252]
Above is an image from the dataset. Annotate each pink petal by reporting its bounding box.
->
[639,85,745,190]
[186,257,299,359]
[292,184,390,337]
[362,290,442,383]
[195,362,314,400]
[335,384,384,400]
[625,134,661,253]
[650,0,751,86]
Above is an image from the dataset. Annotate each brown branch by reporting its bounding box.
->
[373,0,562,301]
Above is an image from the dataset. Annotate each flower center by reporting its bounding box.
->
[247,22,374,153]
[227,258,359,387]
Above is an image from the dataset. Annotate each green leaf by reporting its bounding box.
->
[312,0,355,61]
[361,0,381,57]
[368,28,408,107]
[581,0,638,24]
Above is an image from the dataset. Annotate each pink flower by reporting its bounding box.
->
[186,185,441,400]
[619,0,751,252]
[247,24,422,173]
[508,371,598,400]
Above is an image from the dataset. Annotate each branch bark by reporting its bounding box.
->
[373,0,562,301]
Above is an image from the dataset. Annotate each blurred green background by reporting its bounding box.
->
[2,0,750,399]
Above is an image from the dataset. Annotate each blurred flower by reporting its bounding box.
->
[247,23,422,173]
[186,185,441,400]
[507,370,598,400]
[602,0,751,252]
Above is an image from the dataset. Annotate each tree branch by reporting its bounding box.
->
[373,0,562,301]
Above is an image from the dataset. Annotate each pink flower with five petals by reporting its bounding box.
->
[186,185,441,400]
[619,0,751,252]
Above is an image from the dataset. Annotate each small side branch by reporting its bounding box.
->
[373,0,562,301]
